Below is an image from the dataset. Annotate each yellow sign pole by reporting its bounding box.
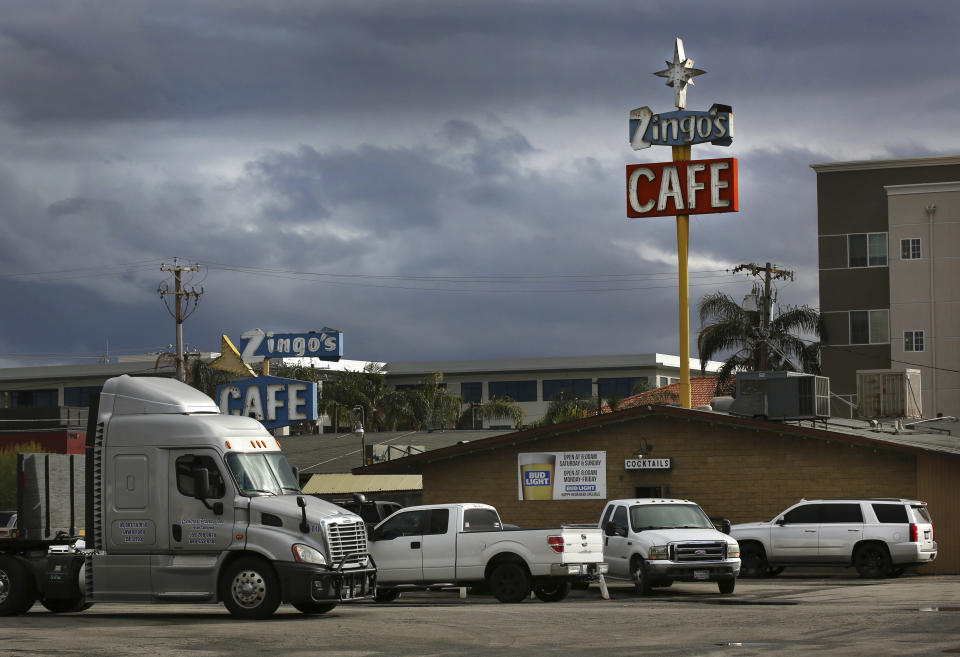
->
[673,144,692,409]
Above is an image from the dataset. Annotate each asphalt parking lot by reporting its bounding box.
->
[3,572,959,657]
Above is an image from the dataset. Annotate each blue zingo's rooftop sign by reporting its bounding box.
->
[216,376,318,430]
[630,103,732,150]
[239,328,342,362]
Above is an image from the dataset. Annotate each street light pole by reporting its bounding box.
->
[353,406,366,466]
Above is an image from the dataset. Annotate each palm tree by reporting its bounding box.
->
[536,391,593,426]
[697,291,826,395]
[481,396,525,429]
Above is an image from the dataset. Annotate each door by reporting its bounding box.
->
[167,451,235,552]
[368,509,428,584]
[421,509,454,582]
[769,503,820,561]
[154,450,236,597]
[818,503,864,562]
[602,504,632,578]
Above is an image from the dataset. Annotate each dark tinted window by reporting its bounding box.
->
[872,504,908,523]
[612,505,629,533]
[463,508,501,532]
[175,455,226,499]
[598,377,647,399]
[460,382,482,404]
[64,386,102,407]
[488,381,537,402]
[820,503,863,523]
[783,504,819,524]
[378,510,426,537]
[427,509,450,535]
[600,505,614,529]
[542,379,593,401]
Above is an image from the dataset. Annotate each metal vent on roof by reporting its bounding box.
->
[729,372,830,421]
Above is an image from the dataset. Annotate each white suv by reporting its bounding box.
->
[730,499,937,578]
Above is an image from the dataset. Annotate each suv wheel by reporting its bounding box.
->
[739,543,768,578]
[853,543,891,579]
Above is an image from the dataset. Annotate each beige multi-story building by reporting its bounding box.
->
[812,155,960,419]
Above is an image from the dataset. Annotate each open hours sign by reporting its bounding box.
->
[626,157,738,219]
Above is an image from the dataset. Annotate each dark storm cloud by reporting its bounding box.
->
[0,0,956,125]
[1,0,959,366]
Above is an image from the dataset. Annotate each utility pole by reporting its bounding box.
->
[158,258,203,382]
[732,262,794,371]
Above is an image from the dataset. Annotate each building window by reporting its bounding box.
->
[850,310,889,345]
[11,389,58,408]
[542,379,592,401]
[900,238,921,260]
[904,330,924,352]
[848,233,887,267]
[488,380,537,402]
[598,377,647,399]
[459,382,482,404]
[64,386,102,407]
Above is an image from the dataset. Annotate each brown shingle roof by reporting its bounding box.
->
[607,376,730,412]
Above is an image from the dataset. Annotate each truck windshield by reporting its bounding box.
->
[225,452,301,496]
[630,504,713,531]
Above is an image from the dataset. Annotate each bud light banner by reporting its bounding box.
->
[518,451,606,500]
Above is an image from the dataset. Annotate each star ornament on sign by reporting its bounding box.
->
[654,37,706,109]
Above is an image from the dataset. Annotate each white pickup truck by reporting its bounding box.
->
[600,498,740,595]
[367,503,607,603]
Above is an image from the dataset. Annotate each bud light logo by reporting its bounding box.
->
[523,470,551,487]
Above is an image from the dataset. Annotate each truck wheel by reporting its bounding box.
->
[40,597,92,613]
[631,557,653,596]
[739,543,769,578]
[0,556,37,616]
[293,602,337,614]
[533,580,570,602]
[374,588,401,602]
[220,557,282,619]
[853,543,891,579]
[488,563,531,603]
[718,578,735,594]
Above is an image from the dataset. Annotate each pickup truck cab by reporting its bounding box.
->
[368,503,607,603]
[600,498,740,595]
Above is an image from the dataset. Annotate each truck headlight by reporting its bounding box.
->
[648,545,669,560]
[292,544,327,565]
[727,544,740,558]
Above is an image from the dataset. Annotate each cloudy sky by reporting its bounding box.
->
[2,1,958,368]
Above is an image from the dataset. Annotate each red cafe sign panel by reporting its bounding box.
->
[626,157,738,218]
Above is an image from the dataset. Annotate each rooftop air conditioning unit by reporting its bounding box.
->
[729,371,830,421]
[856,369,922,419]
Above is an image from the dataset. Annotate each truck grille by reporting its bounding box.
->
[671,541,726,562]
[326,520,367,563]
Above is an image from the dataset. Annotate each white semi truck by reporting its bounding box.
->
[0,375,375,619]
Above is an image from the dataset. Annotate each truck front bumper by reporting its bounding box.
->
[276,555,376,604]
[646,559,740,582]
[550,562,609,579]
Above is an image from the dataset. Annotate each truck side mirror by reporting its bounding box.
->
[775,517,785,526]
[193,467,211,500]
[604,520,617,537]
[719,519,732,535]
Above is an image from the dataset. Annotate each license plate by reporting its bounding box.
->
[694,569,709,581]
